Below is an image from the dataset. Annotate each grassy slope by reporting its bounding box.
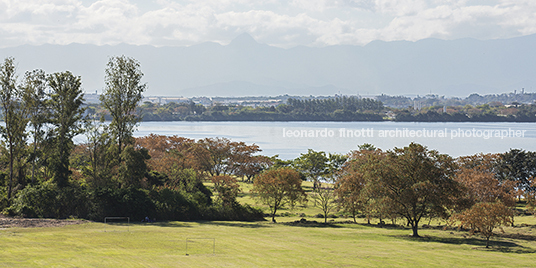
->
[1,181,535,267]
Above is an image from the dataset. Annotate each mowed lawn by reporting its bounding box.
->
[1,181,535,267]
[1,217,536,267]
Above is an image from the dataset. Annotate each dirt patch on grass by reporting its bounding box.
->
[0,214,88,229]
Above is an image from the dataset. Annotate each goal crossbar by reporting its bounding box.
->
[104,217,130,232]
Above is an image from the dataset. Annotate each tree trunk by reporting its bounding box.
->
[411,224,420,237]
[272,207,277,223]
[486,237,490,248]
[7,149,13,199]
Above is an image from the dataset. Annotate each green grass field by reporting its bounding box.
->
[1,181,535,267]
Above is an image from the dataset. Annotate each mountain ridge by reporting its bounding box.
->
[1,34,535,97]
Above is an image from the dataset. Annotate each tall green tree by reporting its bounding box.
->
[46,71,86,187]
[100,56,146,155]
[366,143,460,237]
[0,57,29,199]
[293,149,329,189]
[497,149,536,194]
[21,69,48,184]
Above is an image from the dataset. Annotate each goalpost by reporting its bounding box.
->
[185,238,215,256]
[103,217,130,232]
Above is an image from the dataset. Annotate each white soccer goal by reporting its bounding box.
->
[103,217,130,232]
[185,238,215,256]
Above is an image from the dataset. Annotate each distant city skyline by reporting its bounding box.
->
[1,0,535,48]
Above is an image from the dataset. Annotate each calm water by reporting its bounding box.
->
[128,121,536,159]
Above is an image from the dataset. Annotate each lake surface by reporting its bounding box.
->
[129,121,536,159]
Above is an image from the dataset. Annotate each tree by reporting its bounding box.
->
[211,175,240,207]
[0,57,29,199]
[252,168,307,222]
[46,71,86,187]
[365,143,460,237]
[454,202,513,248]
[496,149,536,195]
[100,56,146,155]
[81,121,118,187]
[197,137,233,176]
[527,177,536,214]
[117,145,150,188]
[335,171,366,223]
[293,149,330,189]
[312,184,337,223]
[21,69,48,184]
[455,165,516,208]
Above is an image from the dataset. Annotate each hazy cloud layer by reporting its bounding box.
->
[1,0,535,48]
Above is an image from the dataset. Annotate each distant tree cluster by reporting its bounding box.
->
[133,94,536,122]
[394,103,536,122]
[135,96,384,121]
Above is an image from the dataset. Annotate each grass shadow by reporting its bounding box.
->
[281,219,343,228]
[354,222,409,230]
[197,221,270,228]
[141,221,193,228]
[393,234,536,254]
[497,232,536,242]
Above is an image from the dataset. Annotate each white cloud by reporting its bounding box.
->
[0,0,536,48]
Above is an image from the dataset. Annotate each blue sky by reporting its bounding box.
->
[1,0,535,48]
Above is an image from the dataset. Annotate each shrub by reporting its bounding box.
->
[89,187,154,221]
[7,182,90,219]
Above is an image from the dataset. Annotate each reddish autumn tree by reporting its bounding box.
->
[252,168,307,223]
[234,155,272,182]
[454,202,513,248]
[455,154,517,226]
[195,137,265,178]
[455,166,516,208]
[334,171,366,223]
[197,137,234,176]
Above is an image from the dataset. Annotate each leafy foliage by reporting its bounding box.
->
[252,168,307,222]
[453,202,513,248]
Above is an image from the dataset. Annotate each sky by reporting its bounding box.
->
[1,0,535,48]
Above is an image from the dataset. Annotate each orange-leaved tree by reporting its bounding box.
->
[252,168,306,223]
[334,171,366,223]
[454,201,513,248]
[455,154,517,226]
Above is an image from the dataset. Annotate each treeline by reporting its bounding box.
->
[255,145,535,246]
[0,56,265,222]
[133,96,536,122]
[377,92,536,108]
[395,103,536,122]
[136,96,384,121]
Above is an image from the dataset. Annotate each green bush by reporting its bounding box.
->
[151,188,200,221]
[7,182,90,219]
[200,203,264,221]
[89,187,155,221]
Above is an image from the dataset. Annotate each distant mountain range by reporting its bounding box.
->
[1,33,536,97]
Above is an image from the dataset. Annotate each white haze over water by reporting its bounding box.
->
[133,121,536,159]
